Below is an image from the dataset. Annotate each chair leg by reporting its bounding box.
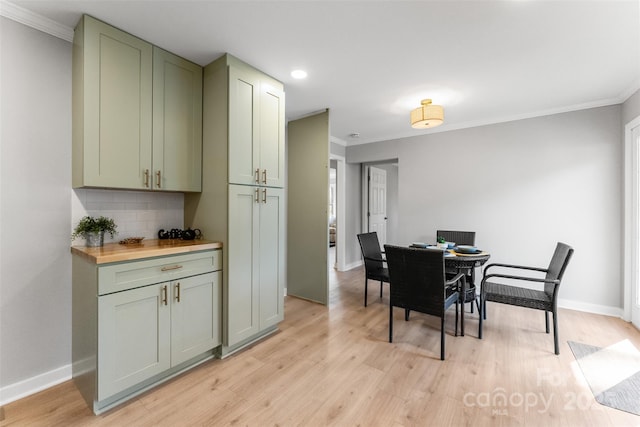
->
[364,278,368,307]
[405,309,410,321]
[483,300,487,320]
[553,310,559,355]
[455,300,459,337]
[440,317,446,360]
[478,296,483,339]
[380,281,383,299]
[545,311,550,333]
[389,305,393,343]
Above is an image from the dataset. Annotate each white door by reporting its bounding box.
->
[368,166,387,247]
[631,123,640,329]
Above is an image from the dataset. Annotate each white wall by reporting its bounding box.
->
[1,16,73,397]
[623,88,640,125]
[344,162,362,269]
[347,106,623,315]
[0,17,185,404]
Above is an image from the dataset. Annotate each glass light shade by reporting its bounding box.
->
[410,99,444,129]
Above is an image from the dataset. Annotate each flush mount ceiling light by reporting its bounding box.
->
[291,69,308,79]
[410,99,444,129]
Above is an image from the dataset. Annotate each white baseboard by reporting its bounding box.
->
[558,298,624,318]
[344,260,363,271]
[0,364,71,406]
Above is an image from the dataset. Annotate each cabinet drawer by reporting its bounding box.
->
[98,250,221,295]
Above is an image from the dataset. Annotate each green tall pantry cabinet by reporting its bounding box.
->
[185,54,285,356]
[73,15,202,191]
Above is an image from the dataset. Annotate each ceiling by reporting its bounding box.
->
[6,0,640,146]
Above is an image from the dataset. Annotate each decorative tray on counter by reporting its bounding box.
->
[119,237,144,245]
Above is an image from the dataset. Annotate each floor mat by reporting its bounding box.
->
[568,339,640,416]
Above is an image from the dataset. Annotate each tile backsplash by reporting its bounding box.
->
[72,189,184,244]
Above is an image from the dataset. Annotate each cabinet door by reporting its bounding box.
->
[98,283,170,400]
[171,272,221,366]
[258,188,285,328]
[258,84,285,188]
[228,67,260,186]
[226,185,260,346]
[82,16,153,189]
[153,47,203,192]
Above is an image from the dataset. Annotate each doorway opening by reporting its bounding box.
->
[361,160,398,247]
[329,154,346,272]
[624,116,640,329]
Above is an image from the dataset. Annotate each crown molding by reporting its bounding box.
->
[330,136,348,146]
[346,96,624,146]
[619,77,640,103]
[0,1,74,42]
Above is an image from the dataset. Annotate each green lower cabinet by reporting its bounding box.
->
[225,185,284,351]
[171,273,221,365]
[73,249,221,414]
[98,283,171,400]
[98,272,220,402]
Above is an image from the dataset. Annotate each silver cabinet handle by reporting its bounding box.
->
[161,264,183,272]
[161,285,168,306]
[156,170,161,188]
[262,169,267,184]
[255,168,260,184]
[175,283,181,303]
[144,169,150,188]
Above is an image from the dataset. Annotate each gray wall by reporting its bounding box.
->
[330,141,346,158]
[345,162,362,268]
[1,17,72,389]
[347,106,623,312]
[623,88,640,125]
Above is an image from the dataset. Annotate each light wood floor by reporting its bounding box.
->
[3,266,640,426]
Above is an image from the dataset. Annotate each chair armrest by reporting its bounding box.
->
[482,273,559,286]
[445,272,466,287]
[483,262,548,275]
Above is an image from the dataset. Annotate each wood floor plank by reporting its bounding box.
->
[2,264,640,426]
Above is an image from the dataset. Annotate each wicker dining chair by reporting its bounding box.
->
[478,242,574,355]
[384,245,465,360]
[357,232,390,307]
[437,229,479,312]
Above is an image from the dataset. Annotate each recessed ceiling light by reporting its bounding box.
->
[291,69,308,79]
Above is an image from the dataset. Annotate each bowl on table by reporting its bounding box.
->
[455,245,480,254]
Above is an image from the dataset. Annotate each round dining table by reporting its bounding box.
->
[409,244,490,336]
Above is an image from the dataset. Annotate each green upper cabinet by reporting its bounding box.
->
[73,15,202,192]
[73,15,152,190]
[153,48,203,192]
[228,60,285,188]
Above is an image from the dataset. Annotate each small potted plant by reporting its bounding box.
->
[437,236,448,249]
[72,216,118,247]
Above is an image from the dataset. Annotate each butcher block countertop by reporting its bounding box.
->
[71,239,222,264]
